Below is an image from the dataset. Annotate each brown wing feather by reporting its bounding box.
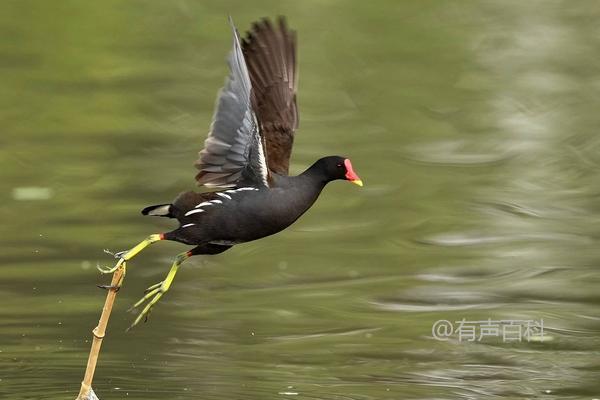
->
[241,17,298,176]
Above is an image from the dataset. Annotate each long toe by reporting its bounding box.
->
[127,287,160,312]
[126,281,168,330]
[97,258,126,274]
[144,281,163,294]
[97,284,120,292]
[128,290,165,330]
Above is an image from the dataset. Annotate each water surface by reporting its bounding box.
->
[1,1,600,399]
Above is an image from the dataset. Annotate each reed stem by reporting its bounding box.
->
[76,262,126,400]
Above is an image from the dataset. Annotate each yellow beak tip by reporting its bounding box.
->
[351,179,364,187]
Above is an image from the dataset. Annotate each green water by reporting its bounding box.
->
[2,1,600,399]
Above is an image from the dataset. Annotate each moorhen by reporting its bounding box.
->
[100,17,363,329]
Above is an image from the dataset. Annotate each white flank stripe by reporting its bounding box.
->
[216,192,232,200]
[195,201,214,208]
[185,209,205,216]
[211,200,223,204]
[181,223,195,228]
[221,187,259,194]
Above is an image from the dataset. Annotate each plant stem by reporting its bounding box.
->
[76,262,125,400]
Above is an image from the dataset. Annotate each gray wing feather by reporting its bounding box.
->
[195,18,269,188]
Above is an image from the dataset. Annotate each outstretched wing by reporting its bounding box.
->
[195,18,269,188]
[242,17,298,176]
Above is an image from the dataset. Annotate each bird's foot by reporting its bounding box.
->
[99,234,164,275]
[97,260,127,290]
[123,249,187,331]
[126,281,167,331]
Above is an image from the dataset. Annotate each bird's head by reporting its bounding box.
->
[317,156,363,186]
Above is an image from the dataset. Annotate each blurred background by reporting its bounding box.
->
[2,1,600,399]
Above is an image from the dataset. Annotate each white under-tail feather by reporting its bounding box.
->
[146,205,170,216]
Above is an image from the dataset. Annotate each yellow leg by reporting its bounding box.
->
[127,251,191,330]
[98,234,163,274]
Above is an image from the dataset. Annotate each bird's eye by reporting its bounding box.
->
[336,163,343,168]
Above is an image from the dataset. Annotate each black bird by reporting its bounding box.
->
[100,17,363,329]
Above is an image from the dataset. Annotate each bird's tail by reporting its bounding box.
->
[141,204,174,218]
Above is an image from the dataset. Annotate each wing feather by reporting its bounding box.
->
[195,18,269,188]
[242,17,299,176]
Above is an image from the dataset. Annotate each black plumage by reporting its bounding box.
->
[108,17,363,329]
[163,156,358,247]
